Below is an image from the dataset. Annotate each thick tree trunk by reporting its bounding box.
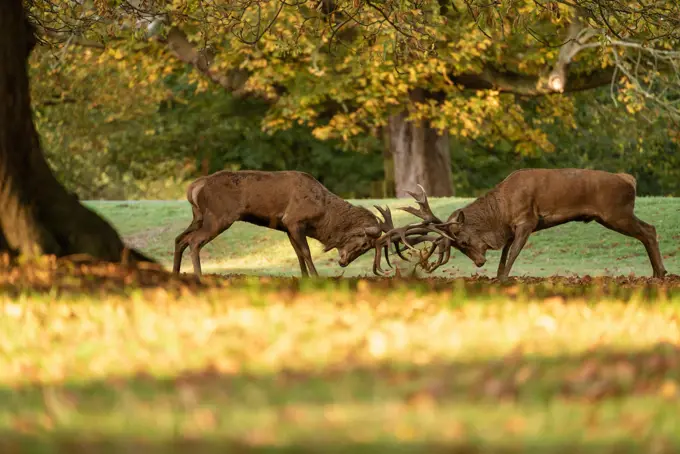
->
[388,112,454,199]
[0,0,152,263]
[380,126,396,198]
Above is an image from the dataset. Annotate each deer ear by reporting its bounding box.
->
[454,210,465,224]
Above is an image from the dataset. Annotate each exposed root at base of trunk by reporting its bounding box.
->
[0,253,202,297]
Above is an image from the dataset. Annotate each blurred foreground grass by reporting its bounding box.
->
[1,270,680,452]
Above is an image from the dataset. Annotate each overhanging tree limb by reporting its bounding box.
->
[546,7,597,92]
[161,27,252,98]
[450,66,615,96]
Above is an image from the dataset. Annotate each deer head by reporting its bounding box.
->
[331,207,392,268]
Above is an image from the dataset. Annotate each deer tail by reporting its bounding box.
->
[616,173,637,191]
[186,179,206,224]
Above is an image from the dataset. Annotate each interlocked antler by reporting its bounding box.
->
[373,205,415,272]
[372,185,458,276]
[373,205,394,269]
[400,184,442,224]
[399,185,456,272]
[374,205,410,262]
[374,205,394,232]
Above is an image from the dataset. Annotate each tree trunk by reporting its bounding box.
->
[0,0,152,263]
[380,126,396,198]
[388,111,454,199]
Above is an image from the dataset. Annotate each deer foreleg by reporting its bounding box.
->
[498,224,533,281]
[287,232,309,276]
[290,227,318,277]
[496,240,512,278]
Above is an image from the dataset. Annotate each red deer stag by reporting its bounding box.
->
[173,170,399,277]
[374,169,667,280]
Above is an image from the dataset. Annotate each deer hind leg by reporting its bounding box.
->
[286,232,309,276]
[597,215,667,278]
[173,218,202,274]
[498,223,535,281]
[186,215,235,278]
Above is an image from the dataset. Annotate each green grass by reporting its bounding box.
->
[1,280,680,452]
[86,197,680,278]
[2,198,680,452]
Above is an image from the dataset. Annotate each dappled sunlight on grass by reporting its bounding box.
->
[4,197,680,450]
[2,275,680,450]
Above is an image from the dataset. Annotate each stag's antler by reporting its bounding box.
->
[374,205,394,232]
[372,185,458,276]
[373,226,441,275]
[373,205,420,273]
[374,205,410,262]
[400,184,442,224]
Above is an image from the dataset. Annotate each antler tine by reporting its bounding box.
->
[371,190,457,276]
[374,205,394,231]
[372,227,434,276]
[417,242,440,273]
[375,205,421,261]
[405,235,445,272]
[383,243,392,269]
[418,237,452,273]
[374,205,395,269]
[399,184,442,224]
[373,238,394,276]
[375,205,435,268]
[373,242,386,275]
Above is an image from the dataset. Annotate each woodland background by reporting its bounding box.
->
[28,0,680,202]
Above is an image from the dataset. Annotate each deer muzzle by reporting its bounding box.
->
[338,251,350,267]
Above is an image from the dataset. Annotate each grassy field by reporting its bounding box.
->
[87,197,680,278]
[1,197,680,452]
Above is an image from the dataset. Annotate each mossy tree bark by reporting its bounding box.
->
[0,0,151,263]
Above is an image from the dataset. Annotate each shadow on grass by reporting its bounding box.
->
[1,343,679,452]
[0,435,660,454]
[33,341,676,404]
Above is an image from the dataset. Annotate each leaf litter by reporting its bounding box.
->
[0,255,679,450]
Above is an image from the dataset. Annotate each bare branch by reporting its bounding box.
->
[547,8,599,92]
[450,65,615,96]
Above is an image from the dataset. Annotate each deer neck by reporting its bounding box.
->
[462,193,510,250]
[317,201,367,249]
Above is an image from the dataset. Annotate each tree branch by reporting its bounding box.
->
[547,8,599,92]
[39,28,106,49]
[450,66,615,96]
[160,27,252,98]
